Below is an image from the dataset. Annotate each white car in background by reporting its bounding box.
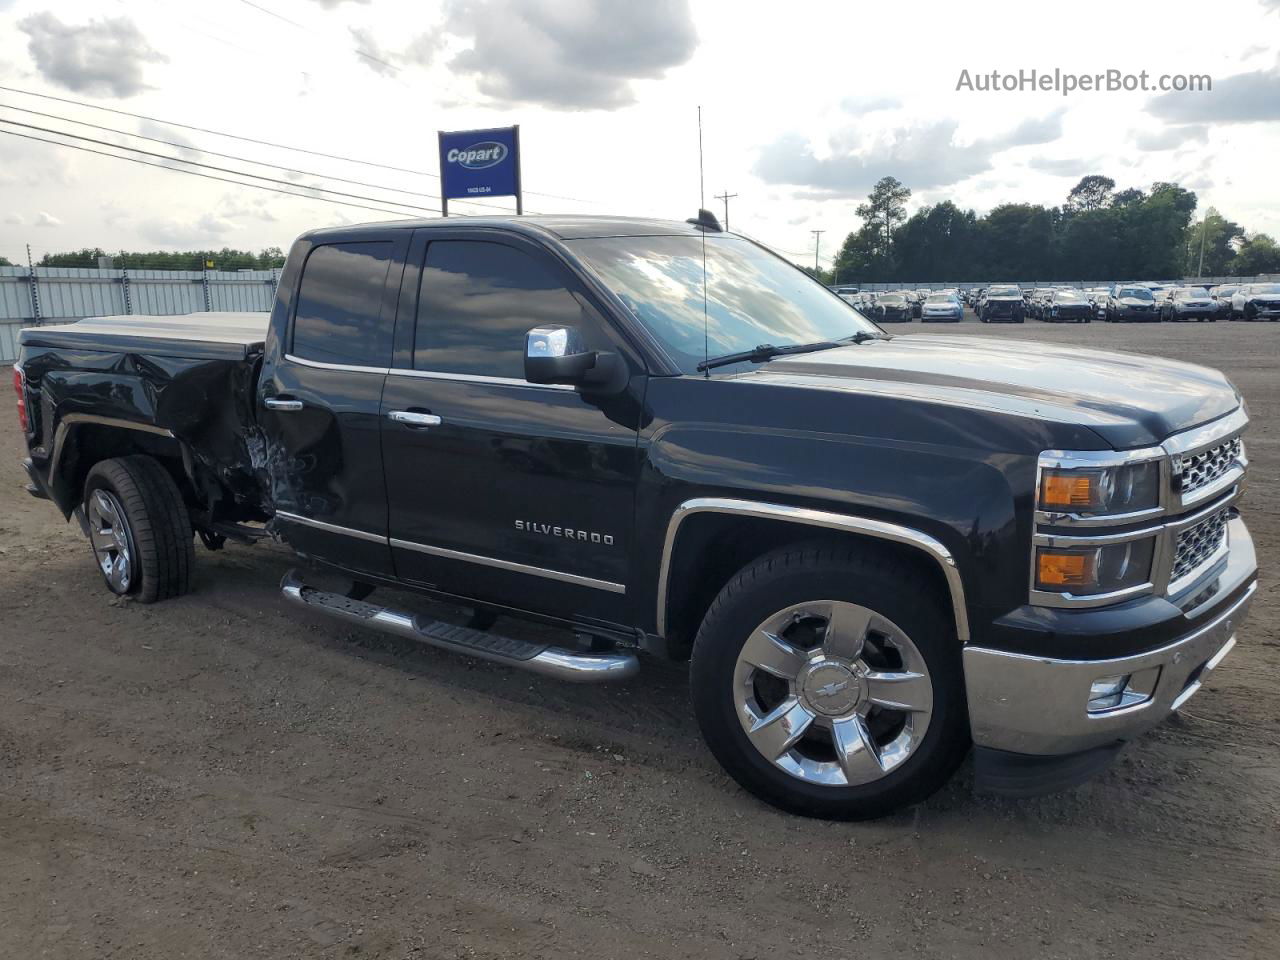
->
[1231,282,1280,321]
[920,293,963,322]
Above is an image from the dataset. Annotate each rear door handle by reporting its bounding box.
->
[388,410,442,427]
[264,397,304,411]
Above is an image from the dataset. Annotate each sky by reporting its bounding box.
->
[0,0,1278,269]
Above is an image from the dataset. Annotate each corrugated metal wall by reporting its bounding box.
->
[0,266,279,363]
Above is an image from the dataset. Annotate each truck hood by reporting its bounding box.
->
[751,334,1240,449]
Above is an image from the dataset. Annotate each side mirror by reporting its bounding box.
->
[524,325,626,394]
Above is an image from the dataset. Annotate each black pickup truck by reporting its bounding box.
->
[13,213,1258,819]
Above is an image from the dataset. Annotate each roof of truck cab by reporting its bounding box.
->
[303,215,718,242]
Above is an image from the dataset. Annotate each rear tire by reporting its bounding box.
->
[83,456,195,603]
[690,542,969,820]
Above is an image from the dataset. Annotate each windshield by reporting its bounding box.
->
[1252,283,1280,294]
[925,294,955,303]
[566,235,878,373]
[1056,292,1085,302]
[988,286,1020,296]
[1177,287,1210,298]
[880,295,905,304]
[1117,287,1154,300]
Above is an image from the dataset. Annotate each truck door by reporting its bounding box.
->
[258,236,406,578]
[379,231,645,627]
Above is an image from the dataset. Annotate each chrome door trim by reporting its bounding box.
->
[656,497,969,643]
[389,537,627,594]
[283,353,390,375]
[274,510,387,544]
[386,368,577,391]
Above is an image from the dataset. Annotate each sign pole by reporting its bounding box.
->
[437,131,449,217]
[513,124,523,216]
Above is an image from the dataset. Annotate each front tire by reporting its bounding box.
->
[690,543,969,820]
[83,456,195,603]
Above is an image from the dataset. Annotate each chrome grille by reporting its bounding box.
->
[1172,509,1229,584]
[1179,436,1243,497]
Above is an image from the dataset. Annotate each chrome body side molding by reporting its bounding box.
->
[272,512,626,593]
[656,497,969,644]
[390,537,626,594]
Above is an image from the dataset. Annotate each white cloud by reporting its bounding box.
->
[755,112,1065,196]
[35,211,63,227]
[18,13,168,98]
[445,0,697,109]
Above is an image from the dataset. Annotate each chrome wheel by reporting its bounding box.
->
[88,489,133,593]
[733,600,933,787]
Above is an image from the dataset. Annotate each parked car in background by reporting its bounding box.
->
[1210,284,1237,317]
[1042,289,1092,323]
[921,293,963,322]
[1086,289,1110,320]
[874,292,913,322]
[1028,287,1057,320]
[980,284,1025,322]
[1107,285,1160,322]
[1162,287,1218,322]
[906,291,923,319]
[1231,282,1280,321]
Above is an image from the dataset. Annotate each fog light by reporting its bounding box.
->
[1088,674,1132,712]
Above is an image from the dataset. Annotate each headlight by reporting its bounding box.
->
[1034,537,1156,595]
[1039,460,1161,516]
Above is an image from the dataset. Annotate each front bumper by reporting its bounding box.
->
[963,516,1256,758]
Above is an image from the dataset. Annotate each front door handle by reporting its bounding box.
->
[264,397,304,411]
[388,410,442,427]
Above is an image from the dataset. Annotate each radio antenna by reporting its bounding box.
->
[698,105,709,378]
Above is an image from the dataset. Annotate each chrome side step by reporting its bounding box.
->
[280,570,639,683]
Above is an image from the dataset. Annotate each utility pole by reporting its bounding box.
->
[713,190,738,230]
[811,230,825,277]
[1196,210,1209,279]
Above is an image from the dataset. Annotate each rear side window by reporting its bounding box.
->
[413,240,584,378]
[292,241,394,366]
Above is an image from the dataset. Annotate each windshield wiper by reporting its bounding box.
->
[697,340,843,372]
[696,332,885,372]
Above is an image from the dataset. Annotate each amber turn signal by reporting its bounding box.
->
[1037,549,1098,588]
[1040,472,1095,509]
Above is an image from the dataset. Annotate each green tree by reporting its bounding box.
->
[1184,209,1244,277]
[0,255,12,267]
[1125,183,1197,277]
[1233,233,1280,276]
[831,223,886,284]
[855,176,911,261]
[976,204,1054,279]
[1064,175,1116,214]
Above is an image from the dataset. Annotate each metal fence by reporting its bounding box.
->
[1,265,280,363]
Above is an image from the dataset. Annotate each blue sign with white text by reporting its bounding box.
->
[438,126,521,211]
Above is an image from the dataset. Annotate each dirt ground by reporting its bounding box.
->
[1,319,1277,960]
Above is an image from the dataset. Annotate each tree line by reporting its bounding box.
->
[10,247,289,271]
[819,175,1280,284]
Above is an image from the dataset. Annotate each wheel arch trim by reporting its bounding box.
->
[45,415,177,511]
[656,497,970,644]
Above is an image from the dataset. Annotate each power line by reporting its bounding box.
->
[0,116,446,215]
[0,84,596,205]
[0,127,421,219]
[0,101,522,212]
[235,0,405,76]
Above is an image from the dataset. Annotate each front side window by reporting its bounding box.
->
[292,242,394,366]
[566,235,878,374]
[413,241,587,379]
